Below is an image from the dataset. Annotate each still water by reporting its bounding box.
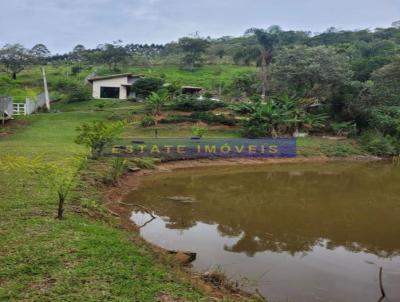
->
[125,162,400,302]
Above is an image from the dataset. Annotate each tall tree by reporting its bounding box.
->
[31,43,51,64]
[0,44,32,79]
[371,58,400,105]
[392,20,400,28]
[235,28,279,99]
[71,44,86,63]
[271,45,353,101]
[178,37,210,71]
[92,42,128,70]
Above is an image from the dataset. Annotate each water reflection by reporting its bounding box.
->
[128,162,400,257]
[126,162,400,301]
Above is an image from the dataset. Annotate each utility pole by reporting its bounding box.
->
[42,67,50,111]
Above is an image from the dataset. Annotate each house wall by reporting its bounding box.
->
[92,77,129,99]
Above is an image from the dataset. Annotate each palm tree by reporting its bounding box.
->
[146,91,169,137]
[235,28,279,99]
[147,91,169,118]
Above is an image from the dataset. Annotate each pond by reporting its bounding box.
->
[125,161,400,302]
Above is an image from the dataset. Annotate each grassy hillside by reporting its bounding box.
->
[0,64,256,103]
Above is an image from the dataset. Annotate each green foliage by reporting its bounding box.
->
[191,124,208,138]
[241,115,269,138]
[359,131,399,156]
[322,143,361,157]
[0,44,33,79]
[159,115,194,124]
[131,77,164,98]
[178,37,210,70]
[71,65,82,75]
[170,97,226,112]
[75,121,125,159]
[368,107,400,137]
[272,45,353,101]
[239,96,328,138]
[330,121,357,136]
[130,157,160,169]
[104,158,127,185]
[190,112,236,126]
[146,91,169,119]
[225,71,258,97]
[88,42,128,70]
[66,83,91,103]
[371,58,400,105]
[140,115,156,127]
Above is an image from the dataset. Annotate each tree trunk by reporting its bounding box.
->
[260,50,268,100]
[12,72,17,80]
[56,194,65,220]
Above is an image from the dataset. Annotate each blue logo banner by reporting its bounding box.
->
[107,138,297,159]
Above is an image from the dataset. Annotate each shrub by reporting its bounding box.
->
[141,115,156,127]
[330,121,357,136]
[368,107,400,138]
[131,77,164,98]
[159,115,194,124]
[322,144,361,157]
[75,121,125,159]
[170,97,226,112]
[192,124,208,138]
[240,116,269,138]
[225,72,258,97]
[359,131,399,157]
[104,158,127,185]
[66,84,91,103]
[107,112,126,121]
[71,65,82,75]
[190,112,236,126]
[130,157,160,169]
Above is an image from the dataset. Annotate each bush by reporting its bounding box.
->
[190,112,236,126]
[359,131,399,157]
[104,158,127,185]
[368,107,400,138]
[330,121,357,136]
[131,77,164,98]
[240,116,269,138]
[192,124,208,138]
[75,121,125,159]
[159,115,194,124]
[107,112,126,121]
[66,84,91,103]
[130,157,160,169]
[71,65,82,75]
[170,97,226,112]
[141,115,156,127]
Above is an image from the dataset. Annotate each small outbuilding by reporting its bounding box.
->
[88,73,143,100]
[181,86,204,95]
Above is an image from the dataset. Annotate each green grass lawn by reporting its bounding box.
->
[0,110,208,302]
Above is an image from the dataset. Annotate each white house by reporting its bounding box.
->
[88,73,143,100]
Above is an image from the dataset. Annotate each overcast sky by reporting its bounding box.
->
[0,0,399,53]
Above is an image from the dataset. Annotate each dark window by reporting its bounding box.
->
[100,87,120,98]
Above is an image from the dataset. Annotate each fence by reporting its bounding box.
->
[0,97,14,120]
[25,93,48,115]
[13,103,26,116]
[1,93,50,118]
